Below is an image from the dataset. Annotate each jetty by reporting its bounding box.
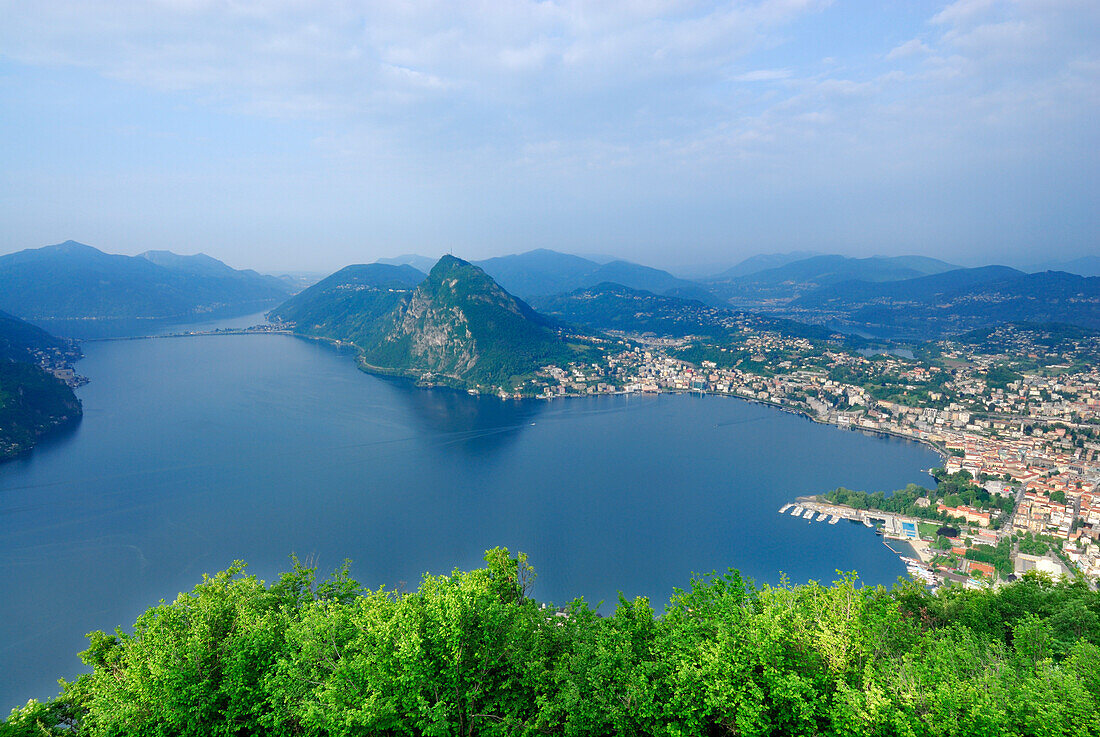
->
[782,495,941,587]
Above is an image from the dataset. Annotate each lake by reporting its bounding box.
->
[0,329,939,710]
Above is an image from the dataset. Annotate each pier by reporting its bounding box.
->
[779,495,941,587]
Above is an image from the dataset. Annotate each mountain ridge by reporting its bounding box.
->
[0,241,292,326]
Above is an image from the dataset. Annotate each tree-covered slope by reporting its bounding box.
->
[0,241,291,321]
[530,282,837,341]
[0,361,82,459]
[0,310,69,363]
[7,550,1100,736]
[362,256,579,390]
[0,311,82,460]
[268,262,426,345]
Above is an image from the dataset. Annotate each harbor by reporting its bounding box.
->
[779,497,937,586]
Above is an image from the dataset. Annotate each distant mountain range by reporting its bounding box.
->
[529,283,837,342]
[0,241,292,325]
[358,249,1100,341]
[376,254,440,274]
[783,267,1100,339]
[471,249,716,303]
[6,240,1095,346]
[703,254,961,306]
[709,250,824,279]
[1025,256,1100,278]
[272,256,585,392]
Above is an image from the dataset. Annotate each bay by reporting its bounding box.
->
[0,330,938,710]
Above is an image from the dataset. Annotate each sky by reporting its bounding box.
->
[1,0,1097,274]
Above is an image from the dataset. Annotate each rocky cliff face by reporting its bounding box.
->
[361,255,574,390]
[390,286,479,378]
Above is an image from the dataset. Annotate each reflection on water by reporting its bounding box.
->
[383,380,545,454]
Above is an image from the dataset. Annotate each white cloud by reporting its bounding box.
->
[733,69,793,81]
[885,38,931,60]
[1,0,1097,264]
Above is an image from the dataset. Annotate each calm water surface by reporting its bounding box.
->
[0,331,938,709]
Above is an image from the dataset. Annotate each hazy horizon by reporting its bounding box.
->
[5,239,1099,280]
[2,1,1097,273]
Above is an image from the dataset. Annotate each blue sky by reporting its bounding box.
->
[1,0,1097,273]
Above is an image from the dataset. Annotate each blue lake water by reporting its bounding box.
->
[0,330,938,710]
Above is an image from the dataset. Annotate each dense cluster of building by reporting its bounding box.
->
[530,326,1100,586]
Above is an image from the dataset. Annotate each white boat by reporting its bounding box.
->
[862,519,874,528]
[803,509,815,519]
[816,512,829,522]
[779,504,793,514]
[829,515,840,524]
[792,506,804,516]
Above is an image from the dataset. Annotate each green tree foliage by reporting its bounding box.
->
[5,552,1100,736]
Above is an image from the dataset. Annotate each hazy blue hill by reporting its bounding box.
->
[377,254,439,273]
[785,268,1100,339]
[704,253,961,310]
[0,309,68,362]
[362,256,579,390]
[474,249,604,297]
[531,282,836,341]
[268,263,426,343]
[795,265,1024,307]
[473,249,716,303]
[0,311,82,460]
[712,250,823,279]
[582,260,716,302]
[140,250,243,277]
[726,254,957,286]
[1028,255,1100,277]
[0,241,291,323]
[141,249,292,294]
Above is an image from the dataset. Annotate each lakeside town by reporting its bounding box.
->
[54,317,1100,590]
[525,322,1100,589]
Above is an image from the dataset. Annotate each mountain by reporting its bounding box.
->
[362,256,579,390]
[377,254,439,273]
[0,309,69,363]
[472,249,715,302]
[705,254,959,307]
[712,250,823,279]
[0,311,82,460]
[472,250,606,297]
[273,256,584,391]
[268,263,426,343]
[784,268,1100,339]
[585,260,717,303]
[796,265,1024,307]
[1028,256,1100,278]
[140,249,289,292]
[0,241,292,324]
[529,283,836,342]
